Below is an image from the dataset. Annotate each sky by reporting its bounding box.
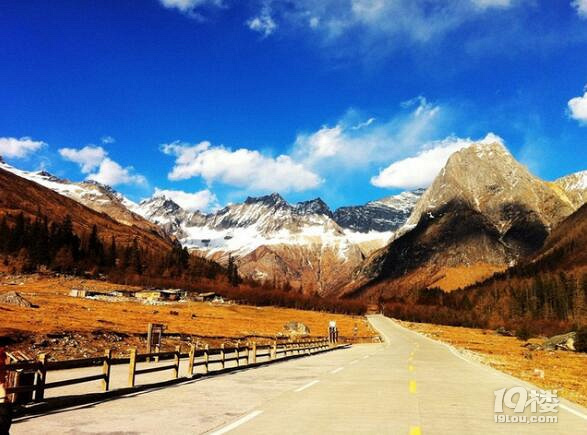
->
[0,0,586,212]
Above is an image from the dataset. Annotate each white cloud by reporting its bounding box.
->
[59,146,107,173]
[87,158,147,187]
[0,137,46,159]
[158,0,224,18]
[572,0,587,18]
[293,98,441,170]
[371,133,503,189]
[59,145,145,186]
[568,89,587,123]
[162,141,322,192]
[472,0,512,9]
[153,188,218,212]
[246,0,521,50]
[247,4,277,37]
[101,135,116,144]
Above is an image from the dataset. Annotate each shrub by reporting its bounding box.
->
[575,327,587,353]
[516,325,533,341]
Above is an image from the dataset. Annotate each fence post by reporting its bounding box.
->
[173,345,181,379]
[251,342,257,365]
[188,344,196,377]
[236,341,240,367]
[220,344,225,369]
[34,353,47,402]
[204,345,209,374]
[102,348,112,391]
[154,344,160,363]
[128,348,137,388]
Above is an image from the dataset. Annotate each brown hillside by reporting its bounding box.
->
[0,167,171,252]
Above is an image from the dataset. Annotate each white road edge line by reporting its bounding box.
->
[209,410,264,435]
[349,360,359,365]
[363,355,369,359]
[294,380,320,392]
[560,404,587,421]
[330,367,344,374]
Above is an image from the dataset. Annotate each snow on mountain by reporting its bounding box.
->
[553,170,587,208]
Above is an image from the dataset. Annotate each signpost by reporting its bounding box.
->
[147,323,165,362]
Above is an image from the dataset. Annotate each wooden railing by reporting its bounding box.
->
[3,338,332,404]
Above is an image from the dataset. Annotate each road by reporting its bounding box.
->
[12,315,587,434]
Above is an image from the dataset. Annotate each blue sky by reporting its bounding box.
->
[1,0,586,211]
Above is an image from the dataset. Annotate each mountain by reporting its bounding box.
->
[346,140,585,298]
[0,160,164,237]
[552,170,587,209]
[133,192,421,295]
[0,166,172,252]
[333,189,424,233]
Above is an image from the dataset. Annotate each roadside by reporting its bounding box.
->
[400,320,587,407]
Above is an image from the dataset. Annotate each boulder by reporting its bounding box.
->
[0,292,33,308]
[543,332,576,351]
[496,327,514,337]
[283,321,310,337]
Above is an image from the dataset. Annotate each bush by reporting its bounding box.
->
[516,325,533,341]
[575,327,587,353]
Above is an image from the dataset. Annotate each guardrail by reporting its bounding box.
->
[3,338,332,405]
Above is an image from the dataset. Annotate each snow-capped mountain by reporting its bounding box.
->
[333,189,425,233]
[553,170,587,209]
[131,191,421,294]
[0,160,163,235]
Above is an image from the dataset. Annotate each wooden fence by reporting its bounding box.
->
[3,338,331,404]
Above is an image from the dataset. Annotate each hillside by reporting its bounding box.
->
[0,167,171,252]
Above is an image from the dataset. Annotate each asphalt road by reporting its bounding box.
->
[12,315,587,434]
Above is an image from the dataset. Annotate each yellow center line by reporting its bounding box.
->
[409,426,422,435]
[409,379,417,394]
[408,364,414,373]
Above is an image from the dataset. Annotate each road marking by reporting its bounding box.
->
[350,359,359,365]
[409,426,421,435]
[210,410,263,435]
[295,380,320,392]
[363,355,369,359]
[409,380,417,394]
[559,403,587,420]
[330,367,344,374]
[408,364,414,373]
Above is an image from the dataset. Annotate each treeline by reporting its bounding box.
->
[0,212,366,315]
[0,211,227,282]
[382,272,587,336]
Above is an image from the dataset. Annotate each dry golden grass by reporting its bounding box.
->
[401,321,587,408]
[427,263,507,291]
[0,275,375,358]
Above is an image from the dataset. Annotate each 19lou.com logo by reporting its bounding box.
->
[494,387,559,424]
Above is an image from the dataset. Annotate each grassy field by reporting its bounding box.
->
[0,274,375,360]
[401,320,587,408]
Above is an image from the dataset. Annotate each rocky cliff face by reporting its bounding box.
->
[347,141,585,298]
[333,189,424,233]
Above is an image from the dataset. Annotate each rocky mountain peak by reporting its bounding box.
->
[295,198,332,217]
[244,192,288,208]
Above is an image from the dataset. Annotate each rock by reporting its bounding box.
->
[496,327,514,337]
[522,342,542,351]
[0,291,33,308]
[543,332,576,351]
[283,321,310,337]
